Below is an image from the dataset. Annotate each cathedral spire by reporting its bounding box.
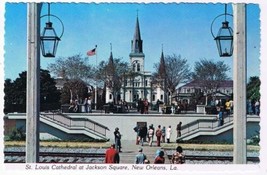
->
[107,43,115,75]
[159,44,166,77]
[108,43,114,66]
[131,15,143,54]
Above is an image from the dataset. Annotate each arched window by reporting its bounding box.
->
[137,63,141,71]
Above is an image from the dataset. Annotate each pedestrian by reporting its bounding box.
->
[161,126,166,143]
[147,125,154,147]
[87,96,92,113]
[176,122,182,138]
[68,100,75,113]
[217,107,224,127]
[123,100,129,112]
[166,125,172,143]
[171,146,185,164]
[135,147,147,164]
[225,99,231,116]
[154,150,165,164]
[73,99,79,113]
[114,127,122,152]
[247,100,253,115]
[133,124,140,145]
[105,144,120,163]
[155,125,162,147]
[156,99,161,112]
[138,98,144,114]
[138,125,147,146]
[83,97,88,113]
[255,100,260,115]
[143,99,149,114]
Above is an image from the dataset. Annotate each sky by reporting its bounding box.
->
[4,2,261,81]
[1,0,267,172]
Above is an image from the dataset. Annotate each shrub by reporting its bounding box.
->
[248,131,260,145]
[7,127,26,141]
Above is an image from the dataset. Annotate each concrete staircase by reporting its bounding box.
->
[178,115,260,141]
[40,113,110,140]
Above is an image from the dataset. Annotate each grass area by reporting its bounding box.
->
[162,143,260,151]
[4,141,111,149]
[5,141,260,152]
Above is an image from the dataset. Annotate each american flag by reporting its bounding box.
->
[87,47,96,56]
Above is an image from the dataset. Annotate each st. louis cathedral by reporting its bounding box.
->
[105,15,165,105]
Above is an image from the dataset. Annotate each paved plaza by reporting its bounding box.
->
[117,139,170,164]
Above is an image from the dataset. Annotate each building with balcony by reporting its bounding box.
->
[176,80,233,105]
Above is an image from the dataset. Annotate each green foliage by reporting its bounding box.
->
[177,139,222,144]
[247,76,260,101]
[7,127,26,141]
[4,69,61,113]
[248,131,260,146]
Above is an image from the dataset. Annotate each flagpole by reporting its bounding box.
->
[95,45,97,110]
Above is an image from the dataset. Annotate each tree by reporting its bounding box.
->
[4,78,16,113]
[4,70,61,113]
[60,79,89,105]
[153,54,191,104]
[191,59,230,95]
[96,57,129,104]
[40,70,61,111]
[247,76,260,101]
[47,54,95,84]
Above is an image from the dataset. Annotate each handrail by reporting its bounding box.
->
[59,113,110,131]
[181,115,233,136]
[41,112,109,138]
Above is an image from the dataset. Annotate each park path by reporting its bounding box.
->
[118,139,170,164]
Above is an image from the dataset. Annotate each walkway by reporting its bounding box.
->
[118,139,170,164]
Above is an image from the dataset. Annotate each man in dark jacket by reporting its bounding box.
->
[138,126,147,146]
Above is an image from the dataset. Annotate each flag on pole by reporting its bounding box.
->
[87,46,97,56]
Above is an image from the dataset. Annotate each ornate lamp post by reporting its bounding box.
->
[211,3,247,164]
[211,4,233,57]
[26,2,63,163]
[40,3,64,57]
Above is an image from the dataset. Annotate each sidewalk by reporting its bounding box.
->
[118,139,170,164]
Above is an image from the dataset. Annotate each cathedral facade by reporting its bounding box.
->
[105,16,165,105]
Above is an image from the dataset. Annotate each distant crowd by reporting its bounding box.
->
[105,122,184,164]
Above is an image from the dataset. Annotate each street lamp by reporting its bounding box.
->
[210,3,247,164]
[40,3,64,57]
[211,4,233,57]
[27,2,63,163]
